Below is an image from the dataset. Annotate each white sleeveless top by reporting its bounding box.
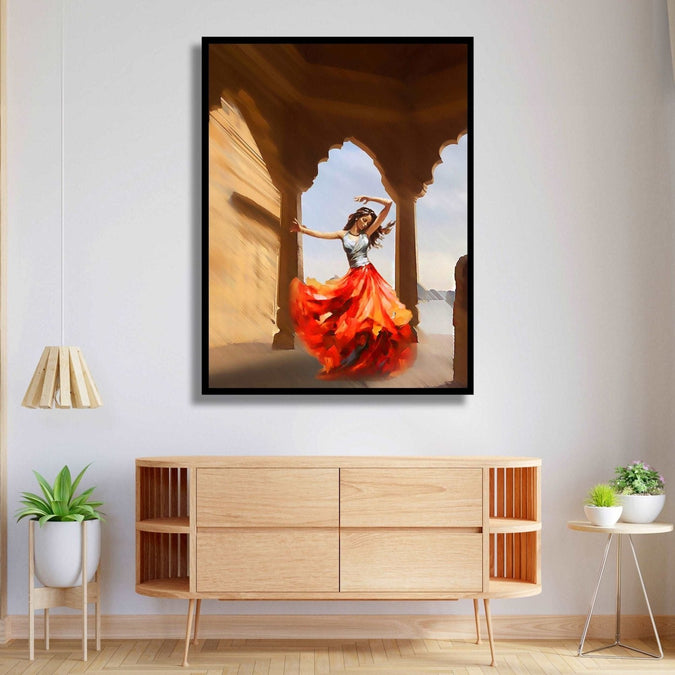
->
[342,233,370,268]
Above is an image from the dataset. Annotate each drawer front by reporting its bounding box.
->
[197,529,339,593]
[196,468,338,527]
[340,530,483,592]
[340,468,483,527]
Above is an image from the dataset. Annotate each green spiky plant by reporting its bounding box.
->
[16,464,104,526]
[585,483,619,507]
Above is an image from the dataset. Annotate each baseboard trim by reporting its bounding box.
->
[4,613,675,642]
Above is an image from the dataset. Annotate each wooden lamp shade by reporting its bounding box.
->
[22,346,102,409]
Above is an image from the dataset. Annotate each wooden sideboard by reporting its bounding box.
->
[136,456,541,666]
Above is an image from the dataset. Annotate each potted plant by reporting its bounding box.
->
[16,464,104,587]
[584,483,623,527]
[610,460,665,523]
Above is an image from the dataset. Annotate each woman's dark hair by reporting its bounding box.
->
[343,206,395,249]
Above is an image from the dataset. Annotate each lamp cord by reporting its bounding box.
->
[60,0,65,346]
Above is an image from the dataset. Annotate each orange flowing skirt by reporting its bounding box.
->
[290,264,417,380]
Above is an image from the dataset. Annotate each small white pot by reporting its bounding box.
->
[584,505,623,527]
[33,520,101,588]
[618,494,666,524]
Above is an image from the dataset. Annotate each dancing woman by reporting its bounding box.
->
[290,195,416,380]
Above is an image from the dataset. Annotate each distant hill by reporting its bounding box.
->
[417,283,454,306]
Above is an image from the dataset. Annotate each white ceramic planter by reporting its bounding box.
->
[618,494,666,524]
[584,505,623,527]
[33,520,101,588]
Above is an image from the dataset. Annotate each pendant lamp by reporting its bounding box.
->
[21,2,102,409]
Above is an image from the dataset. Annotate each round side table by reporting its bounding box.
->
[567,520,673,659]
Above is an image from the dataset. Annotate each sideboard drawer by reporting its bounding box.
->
[340,469,483,527]
[340,530,483,592]
[197,529,339,592]
[196,468,338,527]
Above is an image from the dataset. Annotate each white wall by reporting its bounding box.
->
[6,0,675,618]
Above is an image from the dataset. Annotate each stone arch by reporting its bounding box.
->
[343,136,398,199]
[414,132,469,386]
[416,132,469,288]
[307,135,396,198]
[300,138,398,287]
[426,129,468,192]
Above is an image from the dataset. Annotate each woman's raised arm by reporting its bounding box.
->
[291,218,344,240]
[354,196,393,236]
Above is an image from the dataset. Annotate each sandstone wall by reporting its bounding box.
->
[208,102,281,347]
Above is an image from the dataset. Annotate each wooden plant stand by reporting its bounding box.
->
[28,519,101,661]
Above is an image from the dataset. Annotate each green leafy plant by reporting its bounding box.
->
[16,464,104,526]
[585,483,619,507]
[610,461,665,496]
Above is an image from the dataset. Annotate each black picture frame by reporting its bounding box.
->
[202,37,473,395]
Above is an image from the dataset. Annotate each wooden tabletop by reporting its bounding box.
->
[136,456,542,468]
[567,520,674,535]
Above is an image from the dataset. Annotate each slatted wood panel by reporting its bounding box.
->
[138,467,189,521]
[514,467,522,581]
[2,637,673,672]
[137,467,190,585]
[138,532,189,584]
[489,467,540,584]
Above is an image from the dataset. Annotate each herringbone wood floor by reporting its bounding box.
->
[1,638,675,674]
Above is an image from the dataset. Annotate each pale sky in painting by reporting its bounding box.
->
[301,135,468,291]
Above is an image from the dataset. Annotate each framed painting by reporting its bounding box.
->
[202,37,473,394]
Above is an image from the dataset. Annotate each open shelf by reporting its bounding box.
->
[489,518,541,534]
[138,530,190,587]
[136,464,192,590]
[487,578,541,599]
[137,517,190,533]
[136,577,191,598]
[137,465,189,521]
[488,466,540,588]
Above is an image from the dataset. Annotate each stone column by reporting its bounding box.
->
[394,194,419,328]
[452,255,468,387]
[272,188,303,349]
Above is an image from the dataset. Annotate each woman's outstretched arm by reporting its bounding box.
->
[354,195,393,236]
[291,218,344,240]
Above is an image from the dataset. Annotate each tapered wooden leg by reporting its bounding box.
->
[44,609,50,650]
[483,598,496,667]
[193,599,202,645]
[95,570,101,651]
[82,522,88,662]
[183,599,195,667]
[29,521,35,661]
[473,598,481,644]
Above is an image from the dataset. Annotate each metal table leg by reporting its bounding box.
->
[578,533,663,659]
